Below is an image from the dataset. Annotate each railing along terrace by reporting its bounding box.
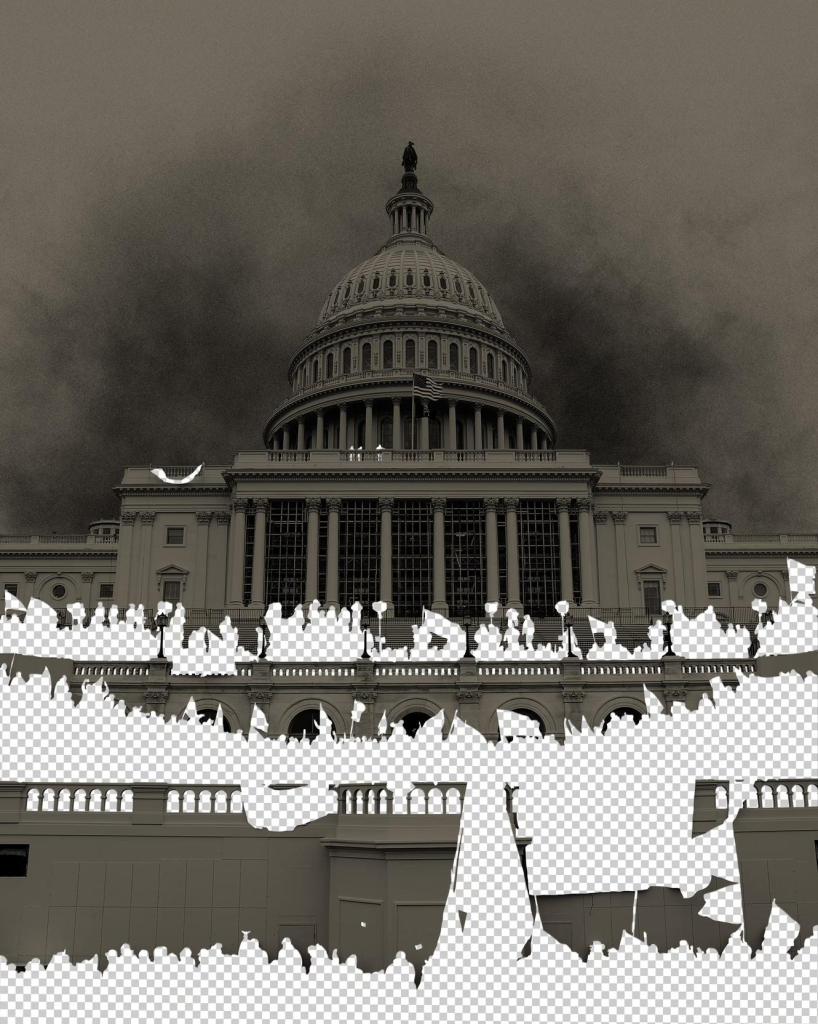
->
[713,780,818,810]
[704,532,818,545]
[291,367,530,400]
[23,784,244,816]
[0,534,118,546]
[150,465,201,479]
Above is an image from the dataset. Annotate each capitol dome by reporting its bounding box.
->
[317,240,505,332]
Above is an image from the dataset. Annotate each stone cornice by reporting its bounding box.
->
[113,486,230,498]
[593,485,709,498]
[222,470,602,486]
[705,547,818,558]
[0,549,118,559]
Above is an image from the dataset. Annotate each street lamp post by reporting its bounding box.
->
[662,609,675,657]
[258,614,269,659]
[155,611,169,660]
[564,611,577,659]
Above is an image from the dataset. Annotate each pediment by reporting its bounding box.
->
[635,563,666,575]
[155,564,189,576]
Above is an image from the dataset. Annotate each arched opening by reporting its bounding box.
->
[487,353,495,377]
[422,270,431,289]
[429,418,442,450]
[439,274,448,292]
[372,274,381,291]
[326,352,334,378]
[388,270,397,288]
[343,282,351,301]
[287,708,336,742]
[400,711,432,738]
[454,277,463,295]
[506,707,546,736]
[469,347,478,374]
[449,342,459,371]
[405,339,416,368]
[428,339,438,369]
[361,342,372,371]
[198,708,232,732]
[356,419,366,448]
[601,707,643,734]
[501,360,508,383]
[357,277,365,295]
[380,418,393,448]
[406,270,414,287]
[383,339,393,369]
[312,358,319,383]
[342,348,351,373]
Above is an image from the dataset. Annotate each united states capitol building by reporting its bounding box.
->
[0,147,815,971]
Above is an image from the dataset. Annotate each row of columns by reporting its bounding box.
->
[271,399,549,453]
[228,494,597,611]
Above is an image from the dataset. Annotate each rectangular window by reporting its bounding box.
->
[0,845,29,877]
[162,580,181,603]
[339,500,380,610]
[643,580,662,616]
[639,526,658,544]
[265,500,306,613]
[99,583,114,599]
[392,500,432,616]
[518,500,561,615]
[166,526,185,545]
[4,583,18,596]
[708,581,722,598]
[445,501,486,618]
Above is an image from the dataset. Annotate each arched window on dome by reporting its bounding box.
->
[344,282,351,301]
[405,339,416,368]
[511,366,516,387]
[477,286,486,307]
[342,347,351,374]
[326,352,334,378]
[361,343,372,372]
[501,360,508,383]
[383,339,393,369]
[422,270,431,289]
[439,274,448,292]
[372,274,381,292]
[428,339,438,369]
[454,277,463,295]
[313,358,319,383]
[357,278,365,295]
[468,283,475,301]
[388,270,397,289]
[380,418,393,448]
[406,270,414,287]
[449,342,459,371]
[469,347,478,374]
[487,353,495,378]
[332,288,341,309]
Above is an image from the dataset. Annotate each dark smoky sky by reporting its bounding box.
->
[1,1,816,534]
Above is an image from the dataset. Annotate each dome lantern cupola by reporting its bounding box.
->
[385,142,434,241]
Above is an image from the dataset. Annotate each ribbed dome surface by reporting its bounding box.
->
[317,238,505,331]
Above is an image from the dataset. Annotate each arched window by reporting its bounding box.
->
[380,418,393,448]
[601,707,643,734]
[383,339,393,369]
[468,283,475,301]
[449,342,459,371]
[198,708,232,733]
[477,286,486,306]
[342,347,351,373]
[326,352,334,378]
[357,277,365,295]
[429,418,442,449]
[487,353,495,377]
[428,339,438,369]
[454,277,463,295]
[506,708,546,737]
[406,270,414,287]
[372,274,381,291]
[439,274,448,292]
[405,339,416,367]
[313,358,319,383]
[469,347,478,374]
[344,282,351,301]
[388,270,397,288]
[422,270,431,288]
[287,708,335,742]
[511,366,516,386]
[400,711,432,738]
[332,288,340,309]
[501,360,507,383]
[361,342,372,371]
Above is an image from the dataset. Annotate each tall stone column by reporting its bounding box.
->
[667,511,686,605]
[726,570,739,606]
[540,434,549,451]
[515,418,524,451]
[392,398,401,450]
[576,498,596,606]
[378,497,394,614]
[304,497,321,606]
[496,410,506,449]
[228,499,249,606]
[282,426,290,451]
[447,400,457,451]
[612,511,630,608]
[530,426,539,451]
[114,510,137,607]
[138,511,156,606]
[420,400,430,450]
[338,403,348,450]
[213,511,231,607]
[296,416,306,450]
[504,498,522,613]
[194,512,212,607]
[593,510,609,606]
[686,511,709,607]
[315,409,325,450]
[272,434,281,451]
[556,499,573,603]
[324,498,341,609]
[473,403,483,450]
[364,398,374,449]
[484,497,500,607]
[431,498,448,614]
[250,500,268,608]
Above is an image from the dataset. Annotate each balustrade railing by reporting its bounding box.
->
[713,780,818,810]
[23,784,244,815]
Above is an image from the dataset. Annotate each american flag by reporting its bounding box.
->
[412,372,443,400]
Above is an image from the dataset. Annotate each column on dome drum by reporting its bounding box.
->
[504,498,522,612]
[304,498,321,604]
[484,498,500,607]
[557,499,573,603]
[338,403,348,450]
[473,403,483,450]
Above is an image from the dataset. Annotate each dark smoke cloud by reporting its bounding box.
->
[1,1,816,533]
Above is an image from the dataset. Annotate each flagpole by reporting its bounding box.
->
[410,375,416,452]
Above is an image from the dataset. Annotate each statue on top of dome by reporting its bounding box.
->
[402,141,417,173]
